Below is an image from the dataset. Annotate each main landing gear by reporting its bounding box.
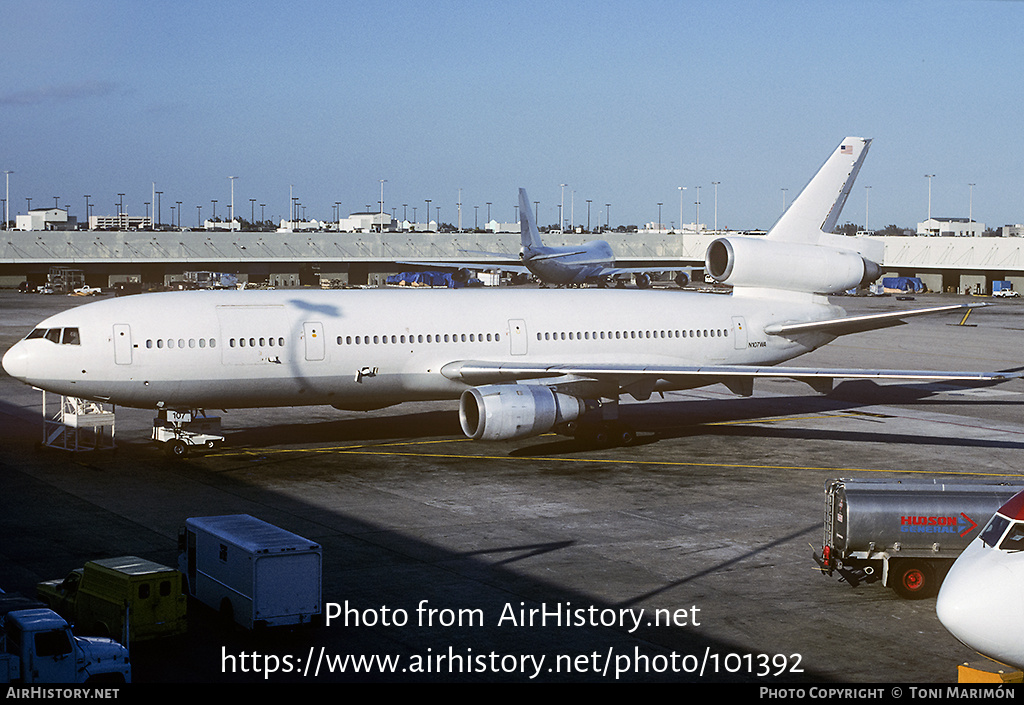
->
[558,399,638,447]
[152,409,225,458]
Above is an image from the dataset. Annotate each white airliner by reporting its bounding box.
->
[404,190,694,288]
[936,489,1024,670]
[2,137,1018,456]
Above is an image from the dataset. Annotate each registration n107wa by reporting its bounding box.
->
[3,138,1016,454]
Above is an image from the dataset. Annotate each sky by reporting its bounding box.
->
[2,0,1023,231]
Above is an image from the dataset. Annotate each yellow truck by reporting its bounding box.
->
[36,556,187,643]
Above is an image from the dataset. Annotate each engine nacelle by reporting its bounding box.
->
[459,384,585,441]
[705,236,881,294]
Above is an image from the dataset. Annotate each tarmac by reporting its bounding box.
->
[0,288,1022,683]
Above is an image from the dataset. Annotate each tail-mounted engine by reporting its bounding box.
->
[459,384,585,441]
[705,236,881,294]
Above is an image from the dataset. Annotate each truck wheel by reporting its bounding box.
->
[892,561,935,599]
[166,440,189,458]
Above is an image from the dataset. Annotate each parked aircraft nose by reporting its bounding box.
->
[936,543,1021,666]
[1,342,30,381]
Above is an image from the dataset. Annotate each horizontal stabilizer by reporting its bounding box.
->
[764,303,989,338]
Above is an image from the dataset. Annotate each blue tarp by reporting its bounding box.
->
[882,277,925,293]
[386,271,459,287]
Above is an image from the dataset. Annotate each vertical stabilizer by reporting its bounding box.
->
[767,137,871,243]
[519,188,545,252]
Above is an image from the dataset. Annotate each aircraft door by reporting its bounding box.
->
[303,321,325,361]
[731,316,747,350]
[508,319,528,356]
[113,324,133,364]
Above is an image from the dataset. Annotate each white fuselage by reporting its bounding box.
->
[523,241,616,285]
[937,508,1024,670]
[2,287,840,412]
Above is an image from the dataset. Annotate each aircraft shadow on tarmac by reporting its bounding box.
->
[207,376,1024,459]
[514,378,1024,456]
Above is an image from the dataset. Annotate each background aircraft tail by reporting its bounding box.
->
[767,137,871,244]
[518,188,545,252]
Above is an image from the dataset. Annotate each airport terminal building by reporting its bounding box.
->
[1,226,1022,295]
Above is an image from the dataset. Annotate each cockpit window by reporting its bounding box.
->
[980,515,1010,548]
[26,327,81,345]
[999,522,1024,552]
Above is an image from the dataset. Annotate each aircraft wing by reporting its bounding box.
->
[397,261,532,275]
[598,265,700,278]
[765,303,988,338]
[441,360,1021,398]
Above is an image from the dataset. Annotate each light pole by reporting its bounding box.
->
[84,195,91,229]
[425,199,431,230]
[968,183,975,223]
[864,186,871,233]
[678,187,686,231]
[712,182,720,235]
[560,184,566,232]
[3,171,12,228]
[380,179,387,231]
[176,201,182,228]
[928,175,935,220]
[657,203,663,231]
[695,185,701,232]
[228,176,237,222]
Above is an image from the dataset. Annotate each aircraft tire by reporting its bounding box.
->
[891,560,936,599]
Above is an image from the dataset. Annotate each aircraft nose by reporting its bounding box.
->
[937,548,1018,659]
[1,342,30,381]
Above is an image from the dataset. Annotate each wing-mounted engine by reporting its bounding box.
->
[459,384,585,441]
[705,236,881,294]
